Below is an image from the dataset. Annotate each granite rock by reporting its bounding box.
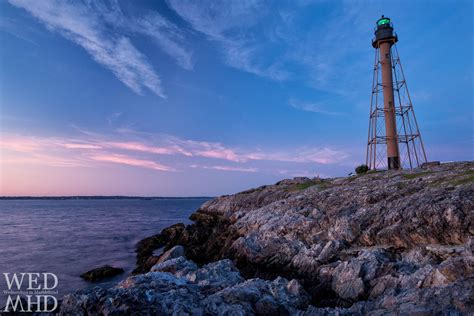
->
[65,162,474,314]
[60,257,309,315]
[80,265,124,282]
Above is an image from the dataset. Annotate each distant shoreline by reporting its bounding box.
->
[0,196,214,200]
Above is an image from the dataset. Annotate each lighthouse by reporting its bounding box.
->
[366,16,427,170]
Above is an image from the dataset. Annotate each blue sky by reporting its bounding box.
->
[0,0,472,196]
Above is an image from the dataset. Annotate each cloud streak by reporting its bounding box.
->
[0,134,176,172]
[132,12,193,71]
[89,1,194,70]
[111,129,349,165]
[1,130,350,174]
[288,99,346,116]
[165,0,372,113]
[167,0,289,81]
[9,0,193,97]
[9,0,373,104]
[190,164,258,173]
[90,154,174,171]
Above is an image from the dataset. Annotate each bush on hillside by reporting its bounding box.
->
[355,164,370,175]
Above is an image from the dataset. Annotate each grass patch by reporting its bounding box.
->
[347,176,358,182]
[428,176,448,187]
[428,169,474,187]
[367,169,386,174]
[293,181,320,190]
[450,175,474,186]
[447,169,474,186]
[318,181,332,190]
[289,180,331,191]
[239,185,267,194]
[347,169,385,182]
[462,169,474,176]
[402,171,433,180]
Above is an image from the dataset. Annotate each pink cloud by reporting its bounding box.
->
[1,131,350,177]
[211,165,258,172]
[190,164,257,172]
[1,154,87,168]
[0,136,41,152]
[0,134,176,171]
[104,142,179,155]
[90,154,174,171]
[112,129,349,164]
[64,143,102,149]
[195,148,243,162]
[238,147,348,164]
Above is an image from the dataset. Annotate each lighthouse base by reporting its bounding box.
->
[388,157,400,170]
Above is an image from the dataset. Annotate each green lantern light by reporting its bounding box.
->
[377,18,390,26]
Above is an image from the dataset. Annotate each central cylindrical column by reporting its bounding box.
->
[379,41,400,169]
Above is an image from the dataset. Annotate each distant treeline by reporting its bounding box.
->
[0,196,213,200]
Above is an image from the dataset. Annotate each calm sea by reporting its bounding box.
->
[0,198,209,302]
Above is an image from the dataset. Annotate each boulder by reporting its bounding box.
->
[150,256,198,276]
[185,259,244,293]
[157,245,185,263]
[331,261,366,300]
[80,265,124,282]
[61,258,310,315]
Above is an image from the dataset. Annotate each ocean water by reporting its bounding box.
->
[0,198,209,302]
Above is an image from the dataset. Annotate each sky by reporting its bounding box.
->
[0,0,472,196]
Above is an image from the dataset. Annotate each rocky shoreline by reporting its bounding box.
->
[59,162,473,314]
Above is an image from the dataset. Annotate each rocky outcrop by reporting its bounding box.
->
[134,223,186,273]
[80,265,124,282]
[62,162,474,314]
[60,252,310,315]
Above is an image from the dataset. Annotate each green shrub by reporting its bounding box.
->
[355,164,369,175]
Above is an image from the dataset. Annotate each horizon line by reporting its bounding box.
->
[0,195,215,200]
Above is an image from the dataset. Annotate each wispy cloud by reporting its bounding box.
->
[9,0,164,97]
[90,154,175,171]
[166,0,289,81]
[9,0,374,102]
[9,0,193,97]
[131,12,193,70]
[107,112,122,126]
[244,147,349,165]
[223,41,290,81]
[283,1,376,101]
[104,141,192,157]
[288,99,346,116]
[0,16,39,46]
[63,143,102,150]
[166,0,372,112]
[0,136,90,168]
[113,129,349,165]
[212,165,258,172]
[190,164,258,173]
[0,134,176,172]
[89,1,194,70]
[0,130,350,174]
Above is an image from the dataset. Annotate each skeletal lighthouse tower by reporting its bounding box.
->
[366,16,427,170]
